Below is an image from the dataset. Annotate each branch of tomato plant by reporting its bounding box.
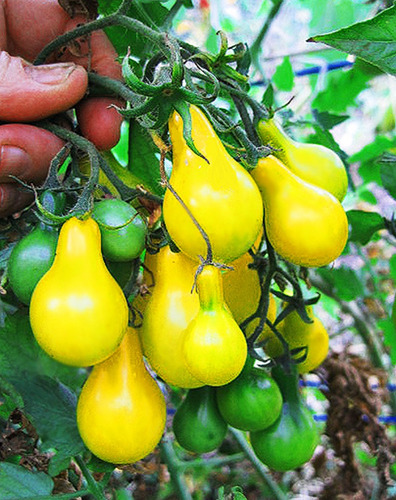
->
[309,273,396,416]
[160,437,193,500]
[240,229,286,357]
[30,491,91,500]
[177,452,246,470]
[37,122,162,208]
[75,455,107,500]
[249,0,285,77]
[229,428,288,500]
[33,11,174,66]
[87,72,148,102]
[231,95,261,146]
[204,103,262,167]
[162,0,188,31]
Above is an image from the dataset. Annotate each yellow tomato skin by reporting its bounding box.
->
[140,246,204,389]
[163,105,263,263]
[264,306,329,374]
[257,118,348,202]
[251,156,348,268]
[222,249,276,339]
[183,266,247,386]
[29,217,128,367]
[77,327,166,464]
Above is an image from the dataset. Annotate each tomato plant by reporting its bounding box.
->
[0,1,395,499]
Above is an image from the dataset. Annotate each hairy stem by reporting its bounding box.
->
[34,14,169,65]
[250,0,285,68]
[229,428,287,500]
[160,438,193,500]
[75,456,107,500]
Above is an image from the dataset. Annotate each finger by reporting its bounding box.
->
[0,184,33,218]
[1,0,69,60]
[0,124,65,183]
[76,97,124,151]
[0,52,88,122]
[61,18,124,150]
[62,18,122,80]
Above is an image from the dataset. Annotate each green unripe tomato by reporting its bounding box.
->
[173,386,228,454]
[92,199,147,262]
[216,358,283,432]
[7,226,58,305]
[249,402,319,471]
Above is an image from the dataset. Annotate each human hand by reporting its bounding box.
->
[0,0,123,217]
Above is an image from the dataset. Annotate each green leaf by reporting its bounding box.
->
[99,2,169,58]
[389,254,396,282]
[379,154,396,199]
[378,318,396,365]
[308,5,396,76]
[0,314,85,390]
[349,136,396,163]
[11,374,85,458]
[347,210,385,245]
[317,267,364,302]
[312,110,349,130]
[272,56,294,92]
[262,84,274,108]
[0,463,53,499]
[48,454,71,478]
[128,122,164,196]
[307,124,347,162]
[312,64,371,113]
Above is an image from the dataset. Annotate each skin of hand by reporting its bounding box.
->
[0,0,124,217]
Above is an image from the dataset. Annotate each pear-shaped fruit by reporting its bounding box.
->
[29,217,128,366]
[163,105,263,263]
[222,246,276,339]
[173,386,228,454]
[140,246,203,389]
[183,265,247,386]
[7,225,58,305]
[251,156,348,268]
[77,327,166,464]
[257,118,348,201]
[216,356,283,432]
[264,306,329,374]
[250,365,319,471]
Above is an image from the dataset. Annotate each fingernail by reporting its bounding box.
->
[0,145,32,179]
[25,62,76,85]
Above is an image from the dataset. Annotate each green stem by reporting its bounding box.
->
[163,0,186,31]
[250,0,285,68]
[37,122,163,205]
[75,456,107,500]
[229,428,287,500]
[27,491,90,500]
[178,452,245,470]
[232,95,260,146]
[34,14,167,65]
[116,0,132,16]
[87,72,141,101]
[205,103,260,167]
[241,229,277,344]
[160,438,193,500]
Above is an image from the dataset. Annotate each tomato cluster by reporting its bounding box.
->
[6,103,347,471]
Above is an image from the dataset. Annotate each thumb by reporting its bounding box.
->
[0,51,88,122]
